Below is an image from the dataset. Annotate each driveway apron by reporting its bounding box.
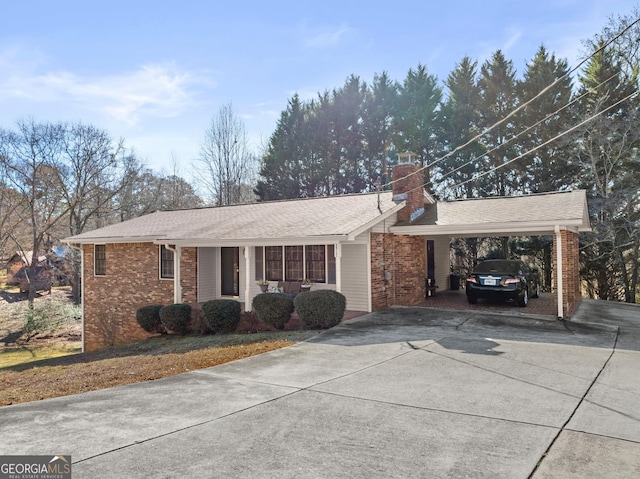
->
[0,299,638,478]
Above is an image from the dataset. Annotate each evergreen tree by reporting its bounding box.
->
[329,75,367,194]
[437,56,483,199]
[518,45,575,192]
[394,64,442,190]
[255,95,309,200]
[361,72,399,190]
[477,51,519,196]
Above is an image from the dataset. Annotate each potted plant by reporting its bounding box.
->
[300,278,312,291]
[257,279,269,293]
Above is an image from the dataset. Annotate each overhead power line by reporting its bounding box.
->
[448,88,639,191]
[383,14,640,191]
[441,71,621,181]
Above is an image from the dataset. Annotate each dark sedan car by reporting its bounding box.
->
[466,259,540,307]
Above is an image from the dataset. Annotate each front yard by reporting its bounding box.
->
[0,285,317,407]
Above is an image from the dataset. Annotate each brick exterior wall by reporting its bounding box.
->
[393,163,424,223]
[180,247,198,304]
[552,230,581,317]
[370,232,426,310]
[83,243,197,351]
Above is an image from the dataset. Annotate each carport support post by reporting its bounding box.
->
[555,225,563,320]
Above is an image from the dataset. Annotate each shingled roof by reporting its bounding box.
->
[391,189,591,236]
[65,191,403,245]
[65,189,591,245]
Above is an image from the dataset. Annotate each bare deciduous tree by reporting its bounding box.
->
[194,103,257,206]
[0,119,67,309]
[0,119,142,307]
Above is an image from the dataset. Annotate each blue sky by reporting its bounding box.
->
[0,1,637,174]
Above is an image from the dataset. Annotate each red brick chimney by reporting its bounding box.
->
[393,157,424,223]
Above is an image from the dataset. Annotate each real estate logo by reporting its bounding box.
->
[0,455,71,479]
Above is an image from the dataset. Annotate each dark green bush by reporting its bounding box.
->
[294,290,346,329]
[202,299,241,334]
[159,303,192,335]
[135,304,166,334]
[252,293,294,330]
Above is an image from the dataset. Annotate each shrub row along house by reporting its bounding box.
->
[65,162,591,351]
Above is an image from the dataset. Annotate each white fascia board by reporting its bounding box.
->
[582,201,593,232]
[424,190,437,205]
[347,201,406,241]
[389,219,587,237]
[169,235,349,248]
[63,235,163,245]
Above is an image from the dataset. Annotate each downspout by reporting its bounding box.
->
[555,225,564,320]
[165,244,181,304]
[66,242,85,353]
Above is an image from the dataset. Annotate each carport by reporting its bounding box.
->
[389,190,592,319]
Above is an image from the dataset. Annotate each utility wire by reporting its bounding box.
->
[441,71,620,180]
[382,14,640,190]
[448,88,639,191]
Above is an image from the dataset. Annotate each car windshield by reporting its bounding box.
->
[473,261,520,275]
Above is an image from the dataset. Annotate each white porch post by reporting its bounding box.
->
[335,243,342,293]
[555,225,564,319]
[244,246,252,311]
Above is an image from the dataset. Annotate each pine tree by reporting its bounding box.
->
[255,95,308,200]
[477,51,519,196]
[361,72,399,190]
[438,56,483,199]
[393,64,442,190]
[518,45,575,193]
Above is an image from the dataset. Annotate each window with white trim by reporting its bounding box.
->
[160,245,174,279]
[265,246,283,281]
[256,245,335,284]
[94,244,106,276]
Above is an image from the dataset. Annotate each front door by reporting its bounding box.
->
[221,247,239,296]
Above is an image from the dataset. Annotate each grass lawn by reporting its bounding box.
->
[0,343,82,368]
[0,330,317,407]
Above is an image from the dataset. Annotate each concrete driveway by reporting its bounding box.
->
[1,299,638,478]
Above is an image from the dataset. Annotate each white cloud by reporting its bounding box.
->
[298,21,353,49]
[0,48,209,126]
[71,64,199,125]
[502,28,523,53]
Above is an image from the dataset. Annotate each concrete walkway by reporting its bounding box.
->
[1,299,638,478]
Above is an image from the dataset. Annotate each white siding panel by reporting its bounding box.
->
[197,247,218,302]
[340,243,370,311]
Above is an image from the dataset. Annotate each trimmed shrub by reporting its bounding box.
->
[135,304,166,334]
[252,293,294,330]
[294,290,346,329]
[159,303,192,335]
[202,299,241,334]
